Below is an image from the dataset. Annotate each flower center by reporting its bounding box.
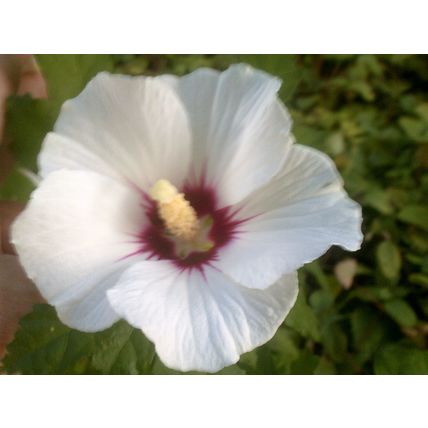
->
[149,179,201,242]
[136,180,243,269]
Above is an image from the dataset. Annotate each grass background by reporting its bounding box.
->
[1,54,428,374]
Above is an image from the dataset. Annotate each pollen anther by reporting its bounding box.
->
[150,179,199,241]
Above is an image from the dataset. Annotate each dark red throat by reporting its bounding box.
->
[134,182,245,272]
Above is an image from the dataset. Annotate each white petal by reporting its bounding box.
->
[164,65,293,205]
[39,72,192,191]
[51,260,133,332]
[108,261,298,373]
[12,170,145,330]
[215,144,363,289]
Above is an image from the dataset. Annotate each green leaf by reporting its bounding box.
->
[236,349,259,374]
[285,289,321,341]
[314,357,336,374]
[383,299,417,327]
[347,286,379,304]
[322,322,348,364]
[374,343,428,374]
[267,327,300,374]
[304,260,334,292]
[399,116,428,143]
[237,54,301,101]
[350,80,375,102]
[363,188,394,215]
[351,306,387,363]
[407,230,428,252]
[4,304,157,375]
[254,344,278,374]
[398,205,428,232]
[419,298,428,318]
[415,103,428,121]
[216,364,246,375]
[36,54,114,104]
[376,240,402,280]
[309,289,335,313]
[91,321,155,374]
[0,167,35,202]
[290,350,320,374]
[409,273,428,288]
[6,96,57,171]
[3,305,94,374]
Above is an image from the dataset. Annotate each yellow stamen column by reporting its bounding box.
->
[149,179,199,241]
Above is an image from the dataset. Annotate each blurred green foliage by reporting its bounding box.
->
[1,54,428,374]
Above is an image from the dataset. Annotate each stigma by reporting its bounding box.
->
[149,179,199,241]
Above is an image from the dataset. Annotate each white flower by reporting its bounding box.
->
[12,64,362,372]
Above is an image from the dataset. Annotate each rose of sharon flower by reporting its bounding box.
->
[12,64,362,372]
